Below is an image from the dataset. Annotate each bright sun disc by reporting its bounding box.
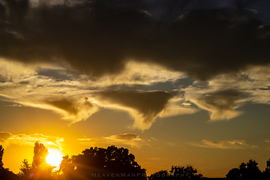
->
[46,148,64,169]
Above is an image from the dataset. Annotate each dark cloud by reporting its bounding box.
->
[45,98,94,120]
[37,68,72,81]
[195,90,246,120]
[197,90,243,110]
[96,90,174,123]
[0,74,8,83]
[114,133,138,140]
[46,99,78,115]
[1,0,270,81]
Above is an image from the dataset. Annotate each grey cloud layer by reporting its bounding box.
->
[1,0,270,81]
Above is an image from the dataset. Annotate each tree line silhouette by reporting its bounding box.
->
[1,142,270,179]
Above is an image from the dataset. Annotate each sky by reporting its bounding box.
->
[0,0,270,178]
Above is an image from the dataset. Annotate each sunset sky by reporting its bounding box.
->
[0,0,270,178]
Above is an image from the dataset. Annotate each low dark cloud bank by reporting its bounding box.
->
[1,0,270,81]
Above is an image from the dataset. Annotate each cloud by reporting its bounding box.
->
[0,132,64,150]
[104,133,143,148]
[76,133,145,148]
[159,96,198,118]
[182,65,270,121]
[44,97,98,123]
[194,90,245,121]
[77,138,92,142]
[1,0,270,130]
[109,133,139,141]
[95,90,175,130]
[189,139,248,149]
[96,61,185,86]
[0,56,190,129]
[0,0,270,81]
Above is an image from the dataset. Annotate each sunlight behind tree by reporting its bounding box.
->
[46,148,64,170]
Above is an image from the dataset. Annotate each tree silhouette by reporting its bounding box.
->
[32,142,49,169]
[245,159,262,178]
[226,168,240,179]
[59,155,75,179]
[18,159,31,178]
[263,159,270,179]
[149,170,170,180]
[150,165,202,179]
[61,145,146,180]
[226,159,262,179]
[0,145,3,171]
[0,145,20,180]
[18,142,54,180]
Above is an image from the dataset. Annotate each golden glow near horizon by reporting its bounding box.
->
[46,148,64,170]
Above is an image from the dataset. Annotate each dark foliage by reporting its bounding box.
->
[149,165,203,180]
[263,159,270,179]
[0,145,20,180]
[18,142,54,180]
[60,145,146,180]
[0,145,4,170]
[226,159,262,179]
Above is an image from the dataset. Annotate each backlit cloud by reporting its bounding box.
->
[0,1,269,130]
[104,133,143,148]
[76,134,145,148]
[182,65,270,121]
[189,140,248,149]
[0,132,64,150]
[95,90,175,130]
[194,90,244,121]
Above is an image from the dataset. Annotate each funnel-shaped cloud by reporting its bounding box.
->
[44,98,98,123]
[96,90,175,130]
[194,90,245,121]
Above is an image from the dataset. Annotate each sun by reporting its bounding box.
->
[46,148,64,169]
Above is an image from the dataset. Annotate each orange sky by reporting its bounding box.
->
[1,0,270,178]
